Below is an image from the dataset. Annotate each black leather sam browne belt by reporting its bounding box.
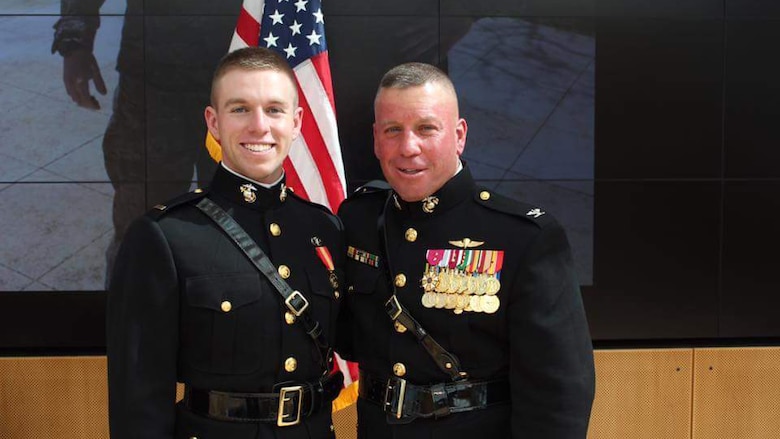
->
[189,198,344,426]
[183,372,343,426]
[359,370,510,424]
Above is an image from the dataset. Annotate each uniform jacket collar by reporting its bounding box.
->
[209,164,287,210]
[392,163,476,220]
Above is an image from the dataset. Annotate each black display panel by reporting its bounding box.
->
[1,0,779,349]
[721,182,780,337]
[723,18,780,178]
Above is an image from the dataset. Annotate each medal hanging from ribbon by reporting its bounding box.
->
[312,237,339,289]
[421,247,504,314]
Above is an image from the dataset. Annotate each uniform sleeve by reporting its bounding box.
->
[52,0,105,55]
[508,222,595,439]
[333,210,356,361]
[107,216,179,439]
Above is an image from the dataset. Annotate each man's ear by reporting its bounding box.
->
[204,106,220,141]
[455,118,468,156]
[291,106,304,140]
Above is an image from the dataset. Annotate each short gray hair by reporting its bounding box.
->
[377,62,457,97]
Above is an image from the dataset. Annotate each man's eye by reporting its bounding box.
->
[267,107,284,115]
[385,127,401,134]
[230,107,248,113]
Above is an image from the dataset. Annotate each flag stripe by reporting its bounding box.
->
[296,57,346,195]
[294,64,345,209]
[308,53,336,110]
[282,158,310,200]
[241,0,263,23]
[288,136,327,208]
[234,6,261,47]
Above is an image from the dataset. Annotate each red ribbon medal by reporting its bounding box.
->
[312,237,338,289]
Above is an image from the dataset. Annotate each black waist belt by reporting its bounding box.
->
[183,371,343,426]
[358,369,509,423]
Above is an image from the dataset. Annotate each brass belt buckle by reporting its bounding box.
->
[277,385,303,427]
[383,376,408,419]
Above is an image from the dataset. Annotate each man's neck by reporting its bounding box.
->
[221,162,284,188]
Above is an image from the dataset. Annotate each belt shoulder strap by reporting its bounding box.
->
[195,197,332,370]
[379,193,467,381]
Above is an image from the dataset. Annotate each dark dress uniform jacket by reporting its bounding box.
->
[337,166,595,439]
[107,166,344,439]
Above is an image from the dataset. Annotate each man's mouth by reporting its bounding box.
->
[242,143,273,153]
[399,168,423,175]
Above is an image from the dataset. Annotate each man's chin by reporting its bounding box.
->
[392,188,427,203]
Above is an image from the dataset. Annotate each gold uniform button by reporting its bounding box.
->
[278,264,291,279]
[330,424,335,432]
[269,223,282,236]
[479,191,491,201]
[405,228,418,242]
[394,273,407,288]
[394,321,407,333]
[334,291,340,299]
[220,301,232,312]
[193,188,203,194]
[284,312,296,325]
[284,357,297,372]
[393,362,406,377]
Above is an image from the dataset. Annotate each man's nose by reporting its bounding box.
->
[398,131,422,157]
[248,111,269,132]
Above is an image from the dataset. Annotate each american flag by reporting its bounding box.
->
[226,0,346,213]
[227,0,359,398]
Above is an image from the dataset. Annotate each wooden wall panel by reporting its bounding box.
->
[3,350,780,439]
[0,356,108,439]
[588,349,693,439]
[693,347,780,439]
[333,403,357,439]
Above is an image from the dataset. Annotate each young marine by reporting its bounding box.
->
[107,47,344,439]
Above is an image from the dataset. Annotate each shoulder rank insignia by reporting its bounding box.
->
[347,246,380,268]
[526,208,545,218]
[146,188,207,220]
[421,246,504,315]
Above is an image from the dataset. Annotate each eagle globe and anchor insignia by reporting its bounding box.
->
[420,237,504,314]
[239,183,257,203]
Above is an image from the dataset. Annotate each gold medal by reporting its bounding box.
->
[435,270,449,293]
[435,293,447,309]
[445,270,458,294]
[486,277,501,295]
[421,267,438,292]
[480,295,500,314]
[467,275,479,294]
[458,272,469,293]
[476,275,488,295]
[456,294,470,310]
[469,295,483,313]
[421,292,436,308]
[445,294,457,309]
